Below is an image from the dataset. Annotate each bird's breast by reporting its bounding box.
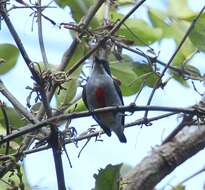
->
[95,87,106,107]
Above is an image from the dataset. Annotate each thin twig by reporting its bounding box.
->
[179,165,205,185]
[0,104,199,145]
[77,137,91,158]
[65,0,147,77]
[162,114,195,144]
[23,112,176,155]
[57,0,106,71]
[62,145,72,168]
[109,0,147,35]
[144,5,205,120]
[114,41,190,76]
[37,0,49,68]
[0,2,52,117]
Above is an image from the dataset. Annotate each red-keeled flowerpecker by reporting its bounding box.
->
[82,57,127,143]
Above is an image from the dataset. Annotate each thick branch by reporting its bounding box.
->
[124,124,205,190]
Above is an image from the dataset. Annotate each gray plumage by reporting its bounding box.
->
[82,58,127,143]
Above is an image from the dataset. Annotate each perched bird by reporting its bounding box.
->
[82,57,127,143]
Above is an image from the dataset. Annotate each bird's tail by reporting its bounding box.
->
[116,131,127,143]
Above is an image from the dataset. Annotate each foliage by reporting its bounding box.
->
[93,164,122,190]
[0,0,205,189]
[0,44,19,75]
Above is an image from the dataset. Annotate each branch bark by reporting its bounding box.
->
[124,124,205,190]
[0,104,198,145]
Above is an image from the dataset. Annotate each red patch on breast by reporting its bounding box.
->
[95,87,106,107]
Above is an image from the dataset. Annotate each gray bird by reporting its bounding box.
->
[82,57,127,143]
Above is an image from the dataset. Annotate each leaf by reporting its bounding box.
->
[93,164,122,190]
[184,64,201,78]
[148,8,173,37]
[56,45,85,110]
[148,7,197,57]
[132,63,161,88]
[110,57,142,96]
[168,0,194,19]
[0,44,19,75]
[148,9,197,85]
[55,0,99,27]
[110,12,162,45]
[0,107,27,129]
[189,16,205,52]
[0,167,31,190]
[0,106,25,152]
[66,98,87,113]
[118,0,134,5]
[56,78,78,108]
[172,184,186,190]
[66,43,89,70]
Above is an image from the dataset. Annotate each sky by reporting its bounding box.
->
[1,0,205,190]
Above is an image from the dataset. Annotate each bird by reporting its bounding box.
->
[82,57,127,143]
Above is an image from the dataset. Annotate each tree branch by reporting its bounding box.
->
[0,80,38,124]
[124,122,205,190]
[0,104,199,145]
[23,112,176,155]
[37,0,49,68]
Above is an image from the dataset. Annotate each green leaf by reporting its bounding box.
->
[110,12,162,45]
[94,164,122,190]
[171,184,186,190]
[0,167,31,190]
[0,44,19,75]
[149,11,197,85]
[55,0,99,27]
[110,57,141,96]
[56,78,78,108]
[0,107,27,130]
[183,12,205,22]
[118,0,134,5]
[0,106,26,151]
[110,55,161,96]
[66,43,89,70]
[132,63,161,88]
[168,0,194,19]
[148,8,172,37]
[0,123,20,154]
[148,7,198,58]
[66,98,87,113]
[56,44,86,110]
[189,16,205,52]
[184,64,201,78]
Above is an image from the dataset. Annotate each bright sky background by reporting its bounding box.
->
[1,0,205,190]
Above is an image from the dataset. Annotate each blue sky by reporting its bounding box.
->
[1,0,205,189]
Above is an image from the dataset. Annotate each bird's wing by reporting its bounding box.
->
[113,81,125,125]
[93,114,112,136]
[82,84,112,136]
[82,85,89,109]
